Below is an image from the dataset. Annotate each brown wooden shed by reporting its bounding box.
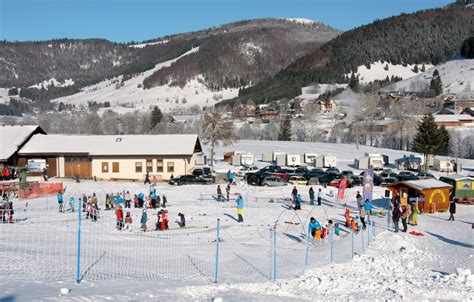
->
[384,179,452,213]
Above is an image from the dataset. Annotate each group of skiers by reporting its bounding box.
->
[216,184,232,202]
[0,193,14,223]
[115,205,184,232]
[290,186,323,210]
[308,217,340,240]
[58,191,100,221]
[104,189,168,210]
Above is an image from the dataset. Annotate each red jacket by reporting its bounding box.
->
[117,209,123,220]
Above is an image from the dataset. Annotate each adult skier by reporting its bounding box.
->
[140,209,147,231]
[317,188,322,206]
[309,187,315,205]
[392,204,401,232]
[448,199,456,221]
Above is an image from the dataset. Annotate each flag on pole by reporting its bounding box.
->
[362,168,375,201]
[337,178,348,201]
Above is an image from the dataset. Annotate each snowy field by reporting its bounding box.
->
[1,140,473,301]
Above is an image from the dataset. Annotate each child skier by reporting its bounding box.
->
[410,201,419,225]
[294,194,302,210]
[344,209,351,228]
[69,196,75,212]
[178,213,186,227]
[309,187,315,205]
[334,223,340,236]
[140,209,148,232]
[308,217,321,238]
[124,212,133,231]
[161,210,169,230]
[57,191,64,213]
[116,205,124,230]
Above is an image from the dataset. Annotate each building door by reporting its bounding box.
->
[64,157,92,178]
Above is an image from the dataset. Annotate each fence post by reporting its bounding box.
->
[304,227,310,268]
[269,229,273,280]
[214,218,220,283]
[329,227,334,263]
[76,197,82,284]
[367,220,371,245]
[361,227,365,252]
[351,230,354,259]
[372,221,376,241]
[272,227,277,281]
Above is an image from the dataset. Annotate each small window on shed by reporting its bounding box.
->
[112,162,120,173]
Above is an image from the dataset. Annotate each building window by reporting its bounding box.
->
[112,162,119,173]
[135,162,142,173]
[167,162,174,173]
[157,160,163,172]
[101,162,109,173]
[146,160,153,172]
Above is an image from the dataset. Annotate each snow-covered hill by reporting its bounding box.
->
[51,47,239,113]
[348,61,434,84]
[384,59,474,94]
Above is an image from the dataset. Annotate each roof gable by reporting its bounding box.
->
[0,125,46,161]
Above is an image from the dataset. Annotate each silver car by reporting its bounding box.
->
[261,176,288,187]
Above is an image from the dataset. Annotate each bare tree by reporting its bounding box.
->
[200,112,238,167]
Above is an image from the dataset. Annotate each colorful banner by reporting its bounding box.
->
[362,168,374,202]
[19,182,63,199]
[337,178,348,201]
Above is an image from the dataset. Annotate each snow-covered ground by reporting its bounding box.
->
[384,59,474,95]
[348,61,434,84]
[51,47,239,113]
[128,40,169,48]
[1,140,473,301]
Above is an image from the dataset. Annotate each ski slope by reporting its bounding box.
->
[51,47,239,113]
[348,61,434,84]
[384,59,474,94]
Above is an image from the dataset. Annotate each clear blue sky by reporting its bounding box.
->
[0,0,453,42]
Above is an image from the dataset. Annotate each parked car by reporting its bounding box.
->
[261,176,288,187]
[398,171,416,177]
[417,172,436,179]
[169,175,212,186]
[287,166,309,176]
[381,177,397,185]
[396,174,419,181]
[236,165,259,177]
[328,178,352,188]
[306,172,337,186]
[289,176,308,185]
[341,170,354,177]
[348,175,363,186]
[192,167,213,178]
[326,167,340,175]
[379,171,398,179]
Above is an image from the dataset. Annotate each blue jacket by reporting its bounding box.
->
[309,221,321,232]
[137,193,145,199]
[364,201,372,212]
[57,193,63,203]
[141,212,147,224]
[69,197,75,205]
[295,194,302,204]
[235,196,244,209]
[152,189,157,199]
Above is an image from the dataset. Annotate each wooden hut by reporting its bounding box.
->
[385,179,452,213]
[439,175,474,203]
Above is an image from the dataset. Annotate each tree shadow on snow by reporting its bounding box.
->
[224,213,239,222]
[426,231,474,249]
[0,295,16,302]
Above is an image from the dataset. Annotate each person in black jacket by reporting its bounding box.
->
[448,200,456,221]
[392,205,401,232]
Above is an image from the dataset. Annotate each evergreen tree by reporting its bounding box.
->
[413,114,450,171]
[58,102,65,112]
[420,64,426,72]
[348,72,359,92]
[461,36,474,59]
[428,69,443,97]
[278,115,292,141]
[412,65,419,73]
[150,106,163,130]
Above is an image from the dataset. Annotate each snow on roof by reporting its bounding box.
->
[402,179,452,190]
[434,114,474,123]
[440,175,474,181]
[19,134,201,156]
[0,125,44,161]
